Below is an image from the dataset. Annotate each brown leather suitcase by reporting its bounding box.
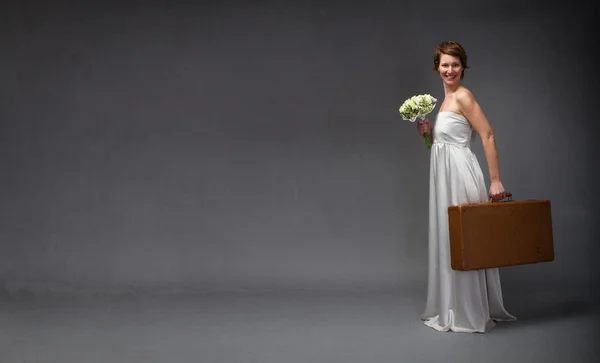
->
[448,193,555,271]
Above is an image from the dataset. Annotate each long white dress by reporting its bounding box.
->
[421,111,516,333]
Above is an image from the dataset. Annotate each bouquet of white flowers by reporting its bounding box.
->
[398,94,437,149]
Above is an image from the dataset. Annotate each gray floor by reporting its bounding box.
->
[1,285,598,363]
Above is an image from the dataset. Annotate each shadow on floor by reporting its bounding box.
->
[506,298,599,325]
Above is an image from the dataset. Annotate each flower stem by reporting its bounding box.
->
[423,133,432,149]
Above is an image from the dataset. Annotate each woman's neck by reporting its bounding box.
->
[443,82,462,98]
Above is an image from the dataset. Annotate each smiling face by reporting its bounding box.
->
[432,41,469,85]
[438,54,464,86]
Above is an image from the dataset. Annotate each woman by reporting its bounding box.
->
[417,41,516,333]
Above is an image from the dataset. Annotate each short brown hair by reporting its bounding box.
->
[433,41,469,79]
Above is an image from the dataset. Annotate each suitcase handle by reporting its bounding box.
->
[490,192,512,202]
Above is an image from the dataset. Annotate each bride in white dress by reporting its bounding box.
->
[417,41,516,333]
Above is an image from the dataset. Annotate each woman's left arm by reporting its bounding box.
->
[457,90,505,200]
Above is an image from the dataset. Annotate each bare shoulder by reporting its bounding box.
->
[455,87,491,133]
[455,87,477,109]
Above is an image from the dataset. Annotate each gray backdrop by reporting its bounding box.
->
[1,1,597,297]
